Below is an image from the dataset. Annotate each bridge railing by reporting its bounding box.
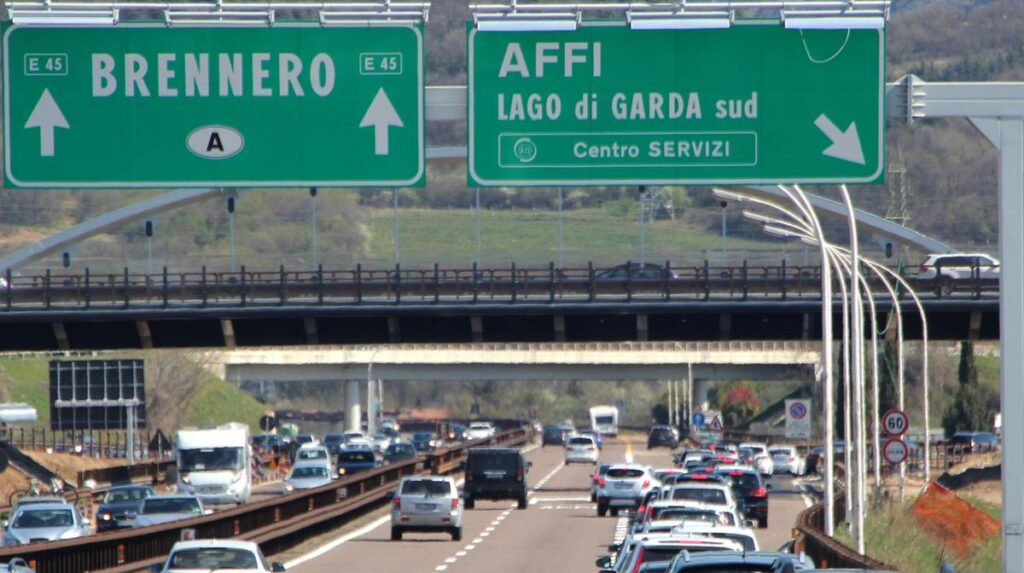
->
[0,261,999,310]
[0,427,529,573]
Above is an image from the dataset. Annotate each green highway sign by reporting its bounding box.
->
[4,24,424,188]
[468,25,884,186]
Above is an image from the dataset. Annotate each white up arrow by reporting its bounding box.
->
[25,89,70,157]
[814,114,865,165]
[359,88,403,156]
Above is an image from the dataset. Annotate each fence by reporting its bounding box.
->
[3,428,157,460]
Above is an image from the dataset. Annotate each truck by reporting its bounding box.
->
[175,423,252,505]
[589,405,619,437]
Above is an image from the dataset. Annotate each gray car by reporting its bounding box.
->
[390,476,463,541]
[286,462,334,491]
[2,501,90,546]
[133,495,206,528]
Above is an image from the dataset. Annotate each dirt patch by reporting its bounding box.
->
[957,479,1002,507]
[0,469,30,508]
[946,452,1001,475]
[911,482,1000,557]
[23,452,125,485]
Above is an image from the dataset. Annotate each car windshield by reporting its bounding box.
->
[389,445,416,456]
[720,473,760,489]
[179,447,243,472]
[142,498,201,515]
[402,480,452,497]
[13,509,74,528]
[607,468,644,479]
[292,466,330,478]
[413,432,433,439]
[654,508,719,524]
[104,489,149,503]
[568,437,593,446]
[299,449,328,460]
[769,449,792,457]
[672,488,727,505]
[338,451,375,463]
[324,434,344,444]
[169,548,258,569]
[595,415,615,424]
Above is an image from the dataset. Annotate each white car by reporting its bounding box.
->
[664,483,738,513]
[134,495,206,527]
[670,522,760,551]
[150,539,285,572]
[918,253,1000,280]
[295,445,334,472]
[463,422,496,441]
[564,435,599,465]
[738,442,774,476]
[285,462,334,491]
[390,476,463,541]
[596,464,656,517]
[769,445,807,476]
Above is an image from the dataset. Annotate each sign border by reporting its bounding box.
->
[881,408,909,437]
[4,23,426,189]
[467,22,885,187]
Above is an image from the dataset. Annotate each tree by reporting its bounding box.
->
[942,341,996,436]
[650,403,669,425]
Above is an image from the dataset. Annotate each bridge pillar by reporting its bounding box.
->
[345,380,362,432]
[694,379,710,412]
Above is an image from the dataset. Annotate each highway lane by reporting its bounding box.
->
[283,438,811,573]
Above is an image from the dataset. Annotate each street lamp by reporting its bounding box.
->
[720,201,728,267]
[310,188,318,271]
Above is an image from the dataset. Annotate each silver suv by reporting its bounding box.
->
[596,464,655,517]
[390,476,463,541]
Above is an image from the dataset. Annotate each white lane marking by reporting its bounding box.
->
[485,526,495,532]
[481,531,491,537]
[473,537,484,544]
[435,566,447,572]
[456,551,467,557]
[282,514,391,569]
[465,544,476,551]
[529,496,591,502]
[496,515,506,521]
[445,557,457,564]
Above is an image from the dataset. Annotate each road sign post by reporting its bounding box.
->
[468,25,883,186]
[4,24,425,188]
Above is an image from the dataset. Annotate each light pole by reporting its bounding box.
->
[475,188,482,267]
[367,348,382,437]
[227,194,237,274]
[639,186,647,266]
[720,201,728,267]
[393,189,400,265]
[309,188,318,271]
[144,219,154,276]
[557,187,564,269]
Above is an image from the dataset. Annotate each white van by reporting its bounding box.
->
[176,423,252,505]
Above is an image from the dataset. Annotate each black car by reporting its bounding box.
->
[323,433,347,456]
[596,263,680,280]
[947,431,999,454]
[542,425,571,447]
[95,484,155,532]
[385,442,419,463]
[716,467,769,528]
[411,431,440,453]
[647,426,679,449]
[336,447,379,476]
[463,447,530,510]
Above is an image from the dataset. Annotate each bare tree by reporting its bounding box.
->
[145,351,211,433]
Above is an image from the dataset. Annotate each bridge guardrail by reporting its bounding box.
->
[0,262,998,311]
[0,427,528,573]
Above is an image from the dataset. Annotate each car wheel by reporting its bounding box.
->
[758,516,768,529]
[591,492,597,502]
[598,502,608,517]
[517,493,528,510]
[464,497,475,510]
[391,527,402,541]
[610,508,619,517]
[451,527,463,541]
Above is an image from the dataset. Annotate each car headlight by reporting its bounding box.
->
[99,513,112,521]
[338,468,347,475]
[180,475,191,484]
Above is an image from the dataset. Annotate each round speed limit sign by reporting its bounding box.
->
[881,409,909,437]
[883,438,909,465]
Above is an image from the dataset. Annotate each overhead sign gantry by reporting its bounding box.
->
[467,2,886,187]
[3,2,427,188]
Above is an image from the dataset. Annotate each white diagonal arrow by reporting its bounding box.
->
[25,89,70,157]
[359,88,403,156]
[814,114,865,165]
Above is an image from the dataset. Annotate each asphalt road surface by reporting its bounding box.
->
[285,438,811,573]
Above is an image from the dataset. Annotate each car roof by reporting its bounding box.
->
[671,551,814,568]
[108,484,154,491]
[292,460,331,469]
[714,465,759,474]
[14,501,74,511]
[401,475,453,483]
[669,482,731,491]
[467,447,520,454]
[171,539,259,551]
[144,494,200,501]
[608,463,648,471]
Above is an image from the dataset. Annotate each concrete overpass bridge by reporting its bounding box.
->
[207,341,820,431]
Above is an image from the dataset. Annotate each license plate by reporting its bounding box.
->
[415,503,436,511]
[614,483,632,490]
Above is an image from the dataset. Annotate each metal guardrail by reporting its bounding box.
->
[0,427,529,573]
[793,464,893,570]
[0,262,998,311]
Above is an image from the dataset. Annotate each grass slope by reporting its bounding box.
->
[364,207,796,269]
[0,357,52,427]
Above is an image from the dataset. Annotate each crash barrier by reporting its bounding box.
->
[0,427,529,573]
[793,464,893,570]
[2,428,154,460]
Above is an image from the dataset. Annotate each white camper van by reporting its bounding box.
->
[175,423,252,505]
[589,405,619,437]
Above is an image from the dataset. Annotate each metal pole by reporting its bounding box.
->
[639,187,646,266]
[721,201,728,267]
[126,405,135,465]
[558,187,564,269]
[228,196,236,273]
[840,184,865,553]
[393,188,400,265]
[475,188,482,267]
[310,188,318,271]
